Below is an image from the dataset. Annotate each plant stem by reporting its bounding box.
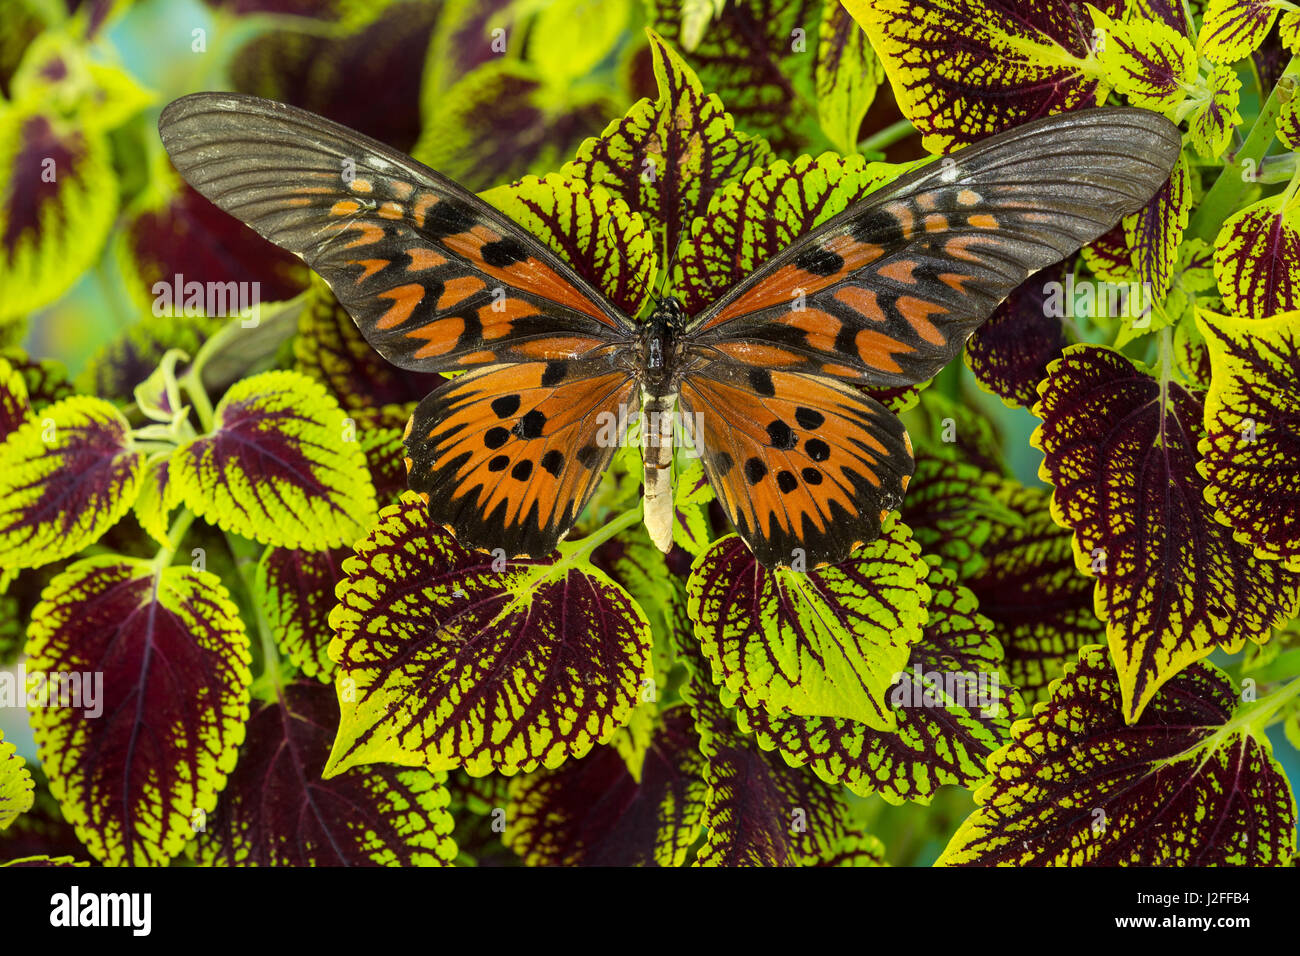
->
[152,509,197,571]
[1189,55,1300,243]
[858,118,916,155]
[222,530,284,698]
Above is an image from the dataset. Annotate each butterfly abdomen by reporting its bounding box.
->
[641,385,676,553]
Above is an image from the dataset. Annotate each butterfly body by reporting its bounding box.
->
[637,295,692,552]
[158,93,1181,570]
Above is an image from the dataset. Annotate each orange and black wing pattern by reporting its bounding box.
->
[678,362,913,568]
[688,109,1182,389]
[158,93,635,374]
[404,358,637,557]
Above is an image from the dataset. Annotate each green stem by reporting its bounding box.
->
[222,531,284,698]
[858,118,916,156]
[1189,55,1300,243]
[152,509,196,572]
[179,367,216,433]
[1245,647,1300,686]
[558,504,644,566]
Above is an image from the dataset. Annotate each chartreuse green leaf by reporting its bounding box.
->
[0,349,74,421]
[529,0,631,82]
[1279,88,1300,150]
[503,707,706,866]
[816,2,885,154]
[1033,345,1300,723]
[563,29,772,257]
[0,357,30,440]
[901,455,1015,577]
[682,648,854,866]
[0,395,147,572]
[1187,64,1242,159]
[938,646,1297,865]
[255,545,350,682]
[0,107,117,321]
[843,0,1112,153]
[480,172,656,317]
[1121,149,1191,304]
[687,516,930,730]
[1197,0,1283,64]
[0,731,34,830]
[131,456,178,549]
[325,495,653,778]
[27,556,251,866]
[677,151,901,316]
[1089,8,1196,114]
[733,560,1021,805]
[172,370,377,550]
[1196,309,1300,571]
[1213,195,1300,319]
[197,683,457,866]
[1081,224,1139,284]
[647,0,822,153]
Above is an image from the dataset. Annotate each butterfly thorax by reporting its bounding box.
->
[639,296,689,553]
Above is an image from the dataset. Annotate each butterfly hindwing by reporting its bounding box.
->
[158,93,635,375]
[689,108,1183,388]
[405,359,637,557]
[678,362,913,568]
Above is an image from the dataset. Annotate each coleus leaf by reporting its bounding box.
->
[1033,344,1300,722]
[964,262,1070,408]
[1090,9,1197,114]
[325,495,653,777]
[503,708,706,866]
[1196,309,1300,570]
[0,356,30,440]
[647,0,822,153]
[1213,194,1300,319]
[480,173,657,318]
[964,481,1103,704]
[1197,0,1282,64]
[732,560,1022,805]
[420,0,521,122]
[816,832,888,866]
[1080,223,1138,284]
[0,395,147,571]
[196,682,457,866]
[0,730,34,830]
[255,545,350,682]
[938,645,1296,865]
[1,855,88,867]
[0,349,74,423]
[676,151,899,316]
[1188,64,1242,159]
[816,1,884,154]
[843,0,1117,152]
[26,556,252,865]
[294,276,442,418]
[563,29,772,261]
[131,455,178,549]
[229,0,439,154]
[686,516,930,730]
[115,178,305,315]
[1278,86,1300,149]
[413,58,616,192]
[0,766,86,864]
[0,107,116,321]
[1122,150,1192,304]
[684,653,851,866]
[529,0,631,83]
[78,313,224,404]
[901,455,1012,576]
[171,370,377,550]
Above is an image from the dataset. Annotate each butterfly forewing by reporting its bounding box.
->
[158,93,636,376]
[405,358,636,558]
[679,362,913,568]
[688,108,1183,389]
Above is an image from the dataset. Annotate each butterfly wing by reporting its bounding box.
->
[405,359,637,557]
[678,362,912,568]
[158,93,636,374]
[687,108,1182,387]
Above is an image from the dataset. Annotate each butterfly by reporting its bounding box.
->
[158,93,1180,569]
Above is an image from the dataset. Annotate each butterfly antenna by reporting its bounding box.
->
[657,226,688,302]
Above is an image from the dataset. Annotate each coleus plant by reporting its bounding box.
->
[0,0,1298,868]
